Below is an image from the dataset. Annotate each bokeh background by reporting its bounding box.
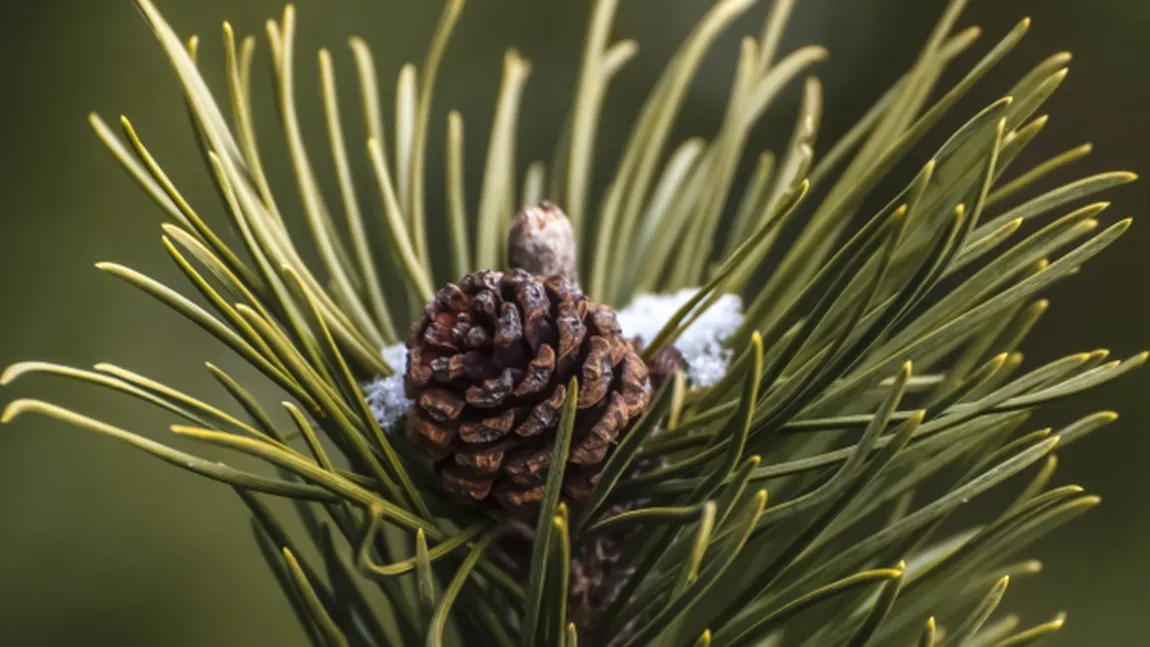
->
[1,1,1147,645]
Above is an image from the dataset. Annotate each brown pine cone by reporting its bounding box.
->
[404,269,653,511]
[567,503,639,641]
[643,344,684,392]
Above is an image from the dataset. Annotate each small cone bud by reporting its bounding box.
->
[508,201,578,283]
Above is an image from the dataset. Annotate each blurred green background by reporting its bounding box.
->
[1,1,1147,645]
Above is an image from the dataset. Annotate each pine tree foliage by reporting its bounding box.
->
[2,0,1143,645]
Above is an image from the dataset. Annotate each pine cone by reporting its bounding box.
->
[643,344,684,392]
[404,269,652,511]
[567,503,639,641]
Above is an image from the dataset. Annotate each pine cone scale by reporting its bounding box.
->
[457,408,517,444]
[514,344,556,397]
[576,338,613,408]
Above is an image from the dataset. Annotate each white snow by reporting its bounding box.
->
[363,289,745,431]
[363,344,411,431]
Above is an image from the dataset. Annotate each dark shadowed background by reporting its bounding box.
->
[1,1,1147,645]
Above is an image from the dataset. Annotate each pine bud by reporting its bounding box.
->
[507,201,578,283]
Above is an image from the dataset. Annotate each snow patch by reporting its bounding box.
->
[363,344,411,431]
